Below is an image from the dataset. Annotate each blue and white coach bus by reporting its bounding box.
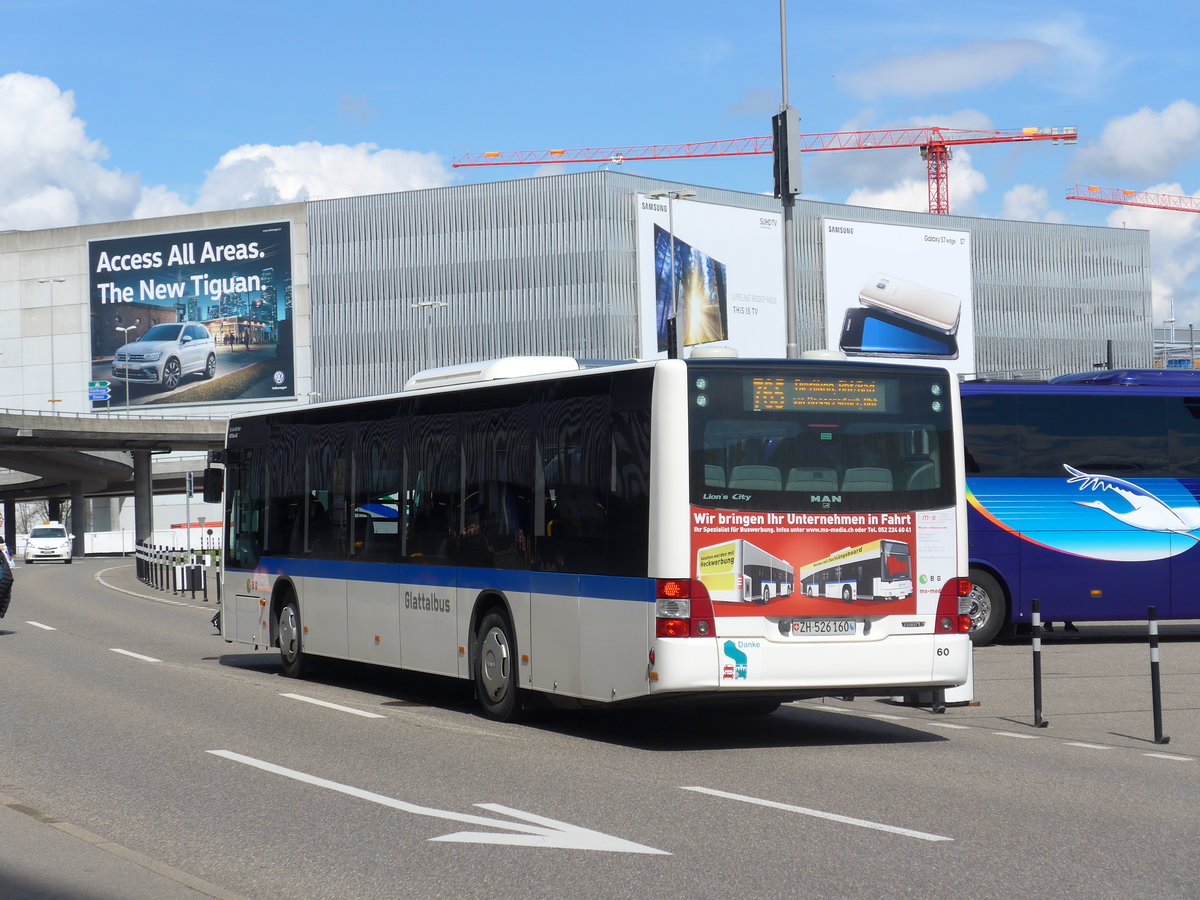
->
[209,355,971,720]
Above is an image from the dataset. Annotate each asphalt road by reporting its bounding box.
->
[1,559,1197,899]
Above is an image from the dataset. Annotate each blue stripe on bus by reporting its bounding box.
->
[230,558,655,604]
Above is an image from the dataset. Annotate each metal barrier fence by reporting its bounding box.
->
[135,541,221,605]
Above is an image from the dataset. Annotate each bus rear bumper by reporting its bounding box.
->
[649,632,970,697]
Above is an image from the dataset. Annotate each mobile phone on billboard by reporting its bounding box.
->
[857,273,961,335]
[839,307,959,359]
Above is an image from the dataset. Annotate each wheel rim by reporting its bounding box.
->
[279,605,299,663]
[162,360,181,389]
[965,585,992,632]
[479,625,511,703]
[206,355,216,377]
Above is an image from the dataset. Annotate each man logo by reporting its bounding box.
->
[811,494,842,504]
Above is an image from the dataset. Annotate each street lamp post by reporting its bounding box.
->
[645,190,696,359]
[411,300,448,369]
[37,277,66,407]
[115,324,138,415]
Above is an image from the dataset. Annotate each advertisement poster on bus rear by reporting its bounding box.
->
[691,506,956,618]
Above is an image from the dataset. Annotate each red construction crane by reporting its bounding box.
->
[454,126,1078,215]
[1066,184,1200,213]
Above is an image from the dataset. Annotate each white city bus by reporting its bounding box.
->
[209,355,970,720]
[800,539,913,602]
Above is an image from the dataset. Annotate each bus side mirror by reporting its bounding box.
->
[202,467,223,503]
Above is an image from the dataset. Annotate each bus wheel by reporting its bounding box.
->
[278,598,307,678]
[841,585,854,603]
[966,570,1007,645]
[476,611,521,721]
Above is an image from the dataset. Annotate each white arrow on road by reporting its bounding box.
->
[209,750,667,854]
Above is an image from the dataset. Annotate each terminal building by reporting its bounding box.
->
[0,170,1153,549]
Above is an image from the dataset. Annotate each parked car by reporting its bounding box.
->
[24,521,73,564]
[112,322,217,391]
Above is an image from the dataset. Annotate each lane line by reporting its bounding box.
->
[867,713,908,721]
[1065,741,1112,751]
[280,692,386,719]
[25,621,57,631]
[110,648,161,663]
[1143,752,1192,762]
[924,722,969,729]
[682,786,952,842]
[993,731,1038,739]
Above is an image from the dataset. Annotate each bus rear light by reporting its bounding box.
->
[655,579,715,638]
[935,578,972,634]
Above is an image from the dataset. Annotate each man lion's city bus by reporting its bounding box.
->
[961,369,1200,643]
[209,355,971,720]
[696,539,795,604]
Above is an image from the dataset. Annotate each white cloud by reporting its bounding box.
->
[1001,184,1066,223]
[0,72,143,229]
[1103,182,1200,325]
[1074,100,1200,181]
[842,40,1052,100]
[193,142,452,210]
[845,149,988,215]
[0,72,456,230]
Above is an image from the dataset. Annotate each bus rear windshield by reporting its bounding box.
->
[688,364,955,513]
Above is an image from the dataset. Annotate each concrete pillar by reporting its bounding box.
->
[48,498,62,520]
[133,450,154,544]
[3,499,15,549]
[70,480,85,556]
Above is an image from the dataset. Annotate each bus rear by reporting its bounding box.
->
[650,359,971,700]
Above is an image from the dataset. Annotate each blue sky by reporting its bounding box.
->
[3,1,1199,322]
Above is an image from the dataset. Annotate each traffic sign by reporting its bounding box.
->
[88,390,111,401]
[88,380,111,388]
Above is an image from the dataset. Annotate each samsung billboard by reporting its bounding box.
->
[88,221,294,409]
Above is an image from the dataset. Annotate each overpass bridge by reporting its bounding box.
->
[0,409,227,550]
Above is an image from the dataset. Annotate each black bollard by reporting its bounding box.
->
[1148,606,1170,745]
[1031,598,1049,728]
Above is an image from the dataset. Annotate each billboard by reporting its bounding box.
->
[88,221,294,409]
[821,219,973,374]
[637,196,785,358]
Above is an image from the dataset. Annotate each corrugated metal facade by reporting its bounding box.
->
[308,171,1151,402]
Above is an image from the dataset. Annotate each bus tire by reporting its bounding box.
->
[841,585,853,603]
[475,610,521,721]
[966,569,1007,645]
[278,597,307,678]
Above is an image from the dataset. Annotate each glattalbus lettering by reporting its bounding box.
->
[404,590,451,613]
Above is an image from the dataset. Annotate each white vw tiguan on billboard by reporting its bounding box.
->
[112,322,218,391]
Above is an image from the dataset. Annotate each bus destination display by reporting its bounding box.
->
[748,375,892,412]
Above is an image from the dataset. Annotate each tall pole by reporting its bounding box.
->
[667,193,679,359]
[776,1,800,358]
[115,324,138,416]
[38,277,66,407]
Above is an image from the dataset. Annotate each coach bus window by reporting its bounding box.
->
[1018,395,1168,476]
[307,418,351,558]
[1169,397,1200,475]
[961,394,1018,476]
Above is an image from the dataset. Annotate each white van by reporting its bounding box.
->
[24,521,73,564]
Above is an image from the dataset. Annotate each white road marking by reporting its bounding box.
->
[1143,752,1192,762]
[867,713,908,721]
[682,786,952,842]
[1065,742,1112,750]
[993,731,1038,739]
[110,648,161,663]
[924,721,969,729]
[209,750,668,854]
[280,692,386,718]
[25,621,57,630]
